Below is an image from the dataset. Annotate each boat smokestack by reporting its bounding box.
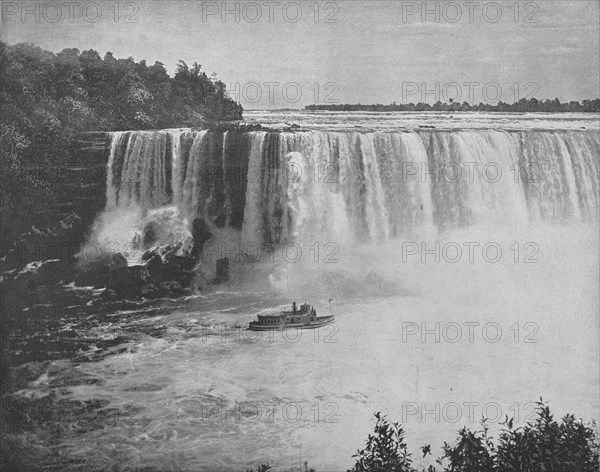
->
[293,302,296,314]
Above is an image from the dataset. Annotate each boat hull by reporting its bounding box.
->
[247,315,334,331]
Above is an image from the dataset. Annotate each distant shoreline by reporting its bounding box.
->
[244,108,600,114]
[305,99,600,113]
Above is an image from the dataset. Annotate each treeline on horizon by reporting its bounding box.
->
[0,41,242,245]
[306,98,600,113]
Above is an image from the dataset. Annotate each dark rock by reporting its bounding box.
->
[72,242,200,299]
[208,122,264,133]
[75,252,128,288]
[99,288,118,301]
[137,244,198,297]
[142,221,159,247]
[191,218,213,259]
[110,252,128,270]
[21,259,74,286]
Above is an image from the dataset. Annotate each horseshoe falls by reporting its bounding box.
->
[97,128,599,253]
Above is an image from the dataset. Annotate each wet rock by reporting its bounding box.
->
[75,252,128,288]
[144,245,195,278]
[142,221,159,247]
[99,288,118,301]
[30,240,201,300]
[191,217,213,259]
[110,252,128,270]
[133,244,198,298]
[209,122,264,133]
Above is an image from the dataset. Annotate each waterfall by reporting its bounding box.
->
[106,131,128,209]
[241,132,267,246]
[181,130,209,219]
[96,128,600,254]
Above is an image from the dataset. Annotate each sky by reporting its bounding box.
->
[1,0,599,109]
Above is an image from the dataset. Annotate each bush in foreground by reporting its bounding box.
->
[347,400,599,472]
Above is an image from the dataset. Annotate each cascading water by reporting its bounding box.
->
[94,127,599,258]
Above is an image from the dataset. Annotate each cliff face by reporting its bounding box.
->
[1,132,111,271]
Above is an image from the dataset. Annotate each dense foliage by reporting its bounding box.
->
[348,402,599,472]
[306,98,600,113]
[0,41,242,245]
[349,412,414,472]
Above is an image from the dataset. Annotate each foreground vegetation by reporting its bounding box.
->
[247,401,599,472]
[349,402,599,472]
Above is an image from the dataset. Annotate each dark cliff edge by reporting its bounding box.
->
[1,132,111,272]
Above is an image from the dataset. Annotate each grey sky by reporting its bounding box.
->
[1,0,599,108]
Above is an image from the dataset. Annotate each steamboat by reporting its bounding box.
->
[248,302,334,331]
